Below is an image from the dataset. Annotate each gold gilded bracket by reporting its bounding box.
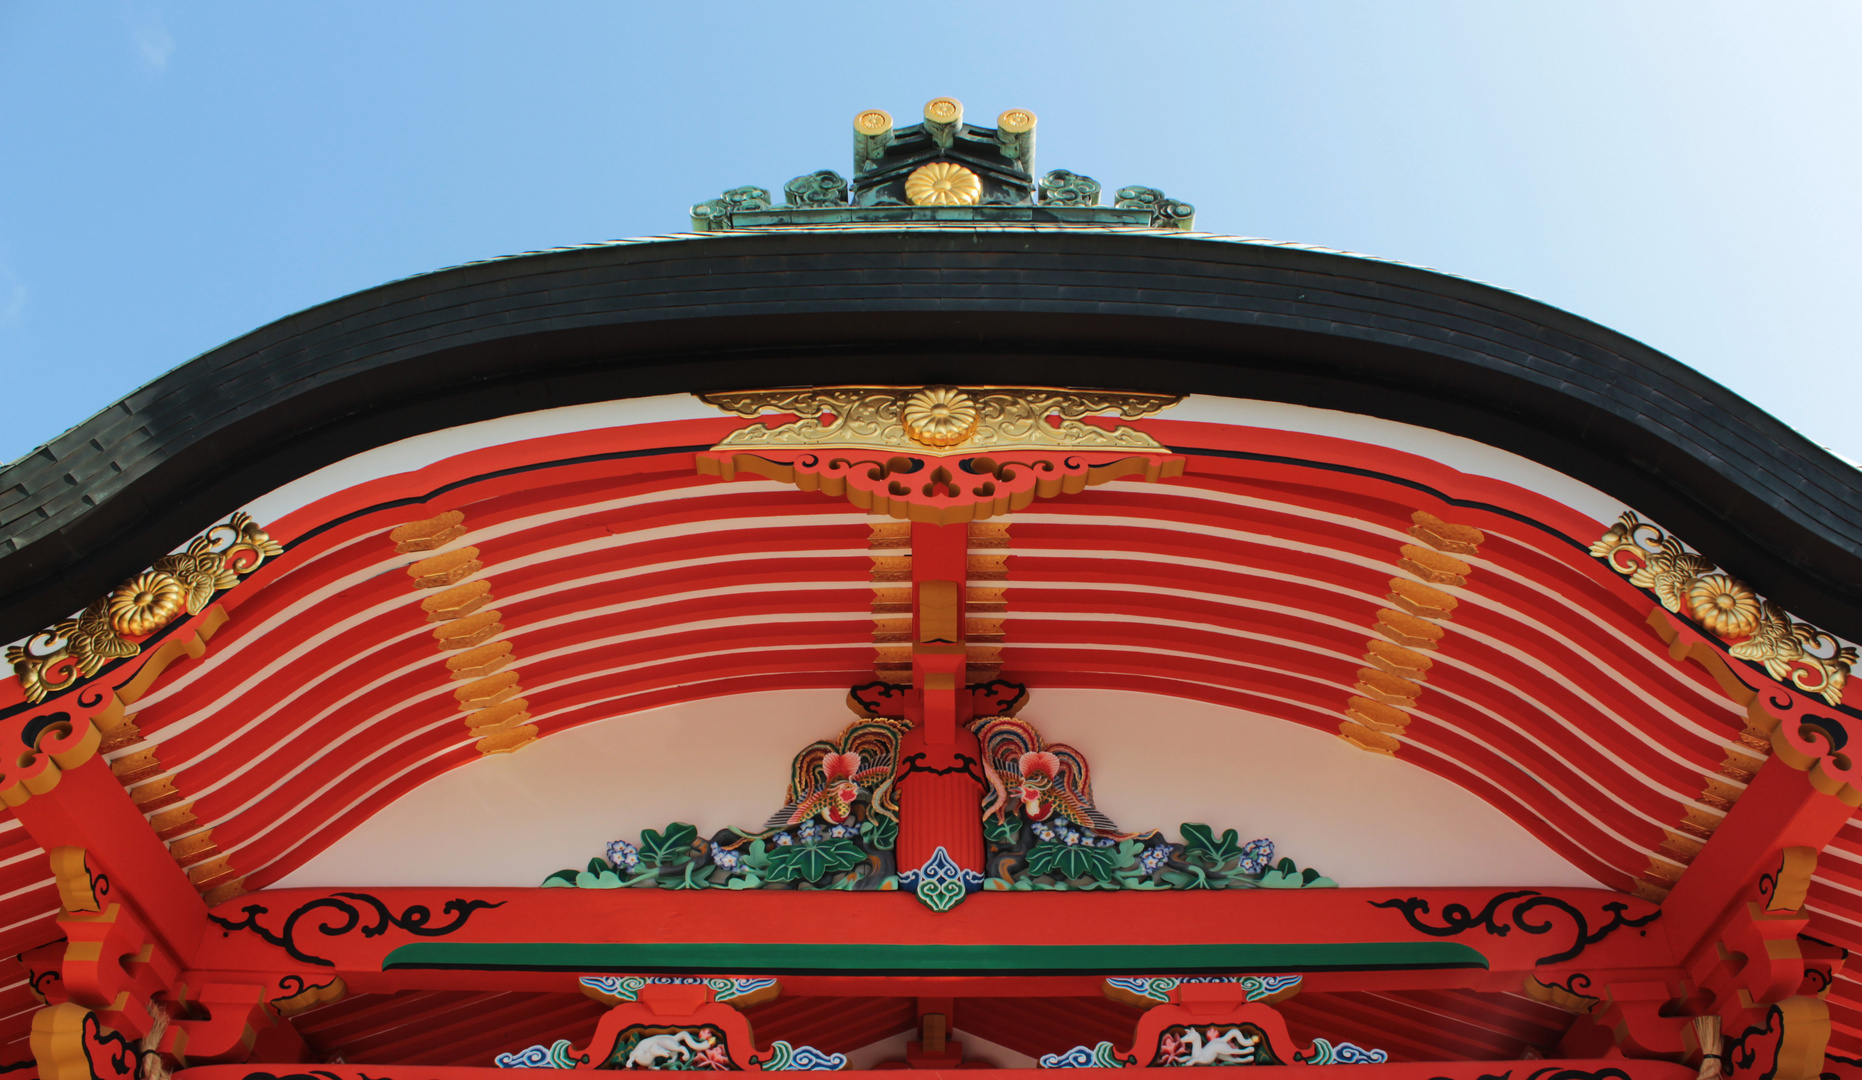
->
[700,385,1180,455]
[696,385,1185,524]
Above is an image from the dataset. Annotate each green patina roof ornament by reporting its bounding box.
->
[690,97,1194,232]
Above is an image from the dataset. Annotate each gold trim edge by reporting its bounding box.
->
[699,385,1182,455]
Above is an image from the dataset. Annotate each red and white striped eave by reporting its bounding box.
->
[6,413,1862,1056]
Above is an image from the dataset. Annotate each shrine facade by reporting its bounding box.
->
[3,99,1862,1080]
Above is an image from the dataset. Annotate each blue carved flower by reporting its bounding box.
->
[1238,838,1275,876]
[1058,823,1083,846]
[1030,819,1058,843]
[1139,844,1171,873]
[1095,835,1117,848]
[710,842,743,872]
[772,832,794,846]
[798,819,822,843]
[826,822,857,839]
[606,839,640,871]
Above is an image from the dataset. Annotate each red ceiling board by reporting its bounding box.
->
[741,996,918,1056]
[951,995,1143,1061]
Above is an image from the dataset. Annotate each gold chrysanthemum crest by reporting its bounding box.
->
[902,387,980,447]
[905,162,981,207]
[7,511,282,704]
[1590,510,1855,706]
[108,571,187,637]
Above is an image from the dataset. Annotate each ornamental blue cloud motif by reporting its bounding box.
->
[897,846,984,912]
[577,975,779,1005]
[755,1041,848,1070]
[1039,1042,1131,1068]
[1103,975,1302,1006]
[494,1038,577,1068]
[1300,1038,1389,1065]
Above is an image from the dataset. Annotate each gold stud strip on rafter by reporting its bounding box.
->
[869,522,1009,683]
[393,511,536,755]
[1338,512,1483,756]
[966,522,1008,683]
[1587,510,1857,901]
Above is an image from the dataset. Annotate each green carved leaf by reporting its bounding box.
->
[639,823,698,867]
[1258,858,1337,889]
[862,817,899,852]
[765,837,867,883]
[541,869,578,888]
[1180,823,1243,868]
[665,861,711,890]
[1025,841,1119,881]
[575,867,624,889]
[983,813,1022,845]
[1160,865,1215,890]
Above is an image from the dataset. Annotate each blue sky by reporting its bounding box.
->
[2,3,1858,465]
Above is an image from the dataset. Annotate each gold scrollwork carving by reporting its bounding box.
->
[7,512,282,704]
[700,385,1181,456]
[1591,511,1855,706]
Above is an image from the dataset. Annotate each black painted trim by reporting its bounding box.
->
[2,229,1858,642]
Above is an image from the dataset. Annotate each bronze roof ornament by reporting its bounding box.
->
[689,97,1194,231]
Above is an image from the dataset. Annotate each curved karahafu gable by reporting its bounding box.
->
[6,100,1862,1079]
[1,229,1860,643]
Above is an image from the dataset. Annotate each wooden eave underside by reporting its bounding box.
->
[1,413,1859,1062]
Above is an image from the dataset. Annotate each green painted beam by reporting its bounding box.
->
[383,940,1487,975]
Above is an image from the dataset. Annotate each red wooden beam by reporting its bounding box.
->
[184,885,1675,998]
[7,734,208,962]
[175,1063,1695,1080]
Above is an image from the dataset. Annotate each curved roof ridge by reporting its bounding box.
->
[1,227,1858,642]
[405,225,1522,303]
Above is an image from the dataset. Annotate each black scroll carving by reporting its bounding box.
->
[208,891,503,967]
[1369,889,1660,966]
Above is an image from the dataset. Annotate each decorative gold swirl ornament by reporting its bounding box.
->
[902,387,980,447]
[108,571,187,636]
[905,162,981,207]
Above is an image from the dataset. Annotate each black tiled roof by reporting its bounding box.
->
[3,227,1858,642]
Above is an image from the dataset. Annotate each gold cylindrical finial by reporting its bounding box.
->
[995,108,1037,175]
[854,109,893,136]
[854,109,895,174]
[924,97,963,125]
[996,108,1035,134]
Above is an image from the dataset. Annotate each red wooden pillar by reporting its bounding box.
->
[895,522,984,910]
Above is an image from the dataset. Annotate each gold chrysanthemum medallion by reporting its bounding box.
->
[1688,573,1761,639]
[905,162,981,207]
[902,387,980,447]
[108,570,187,636]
